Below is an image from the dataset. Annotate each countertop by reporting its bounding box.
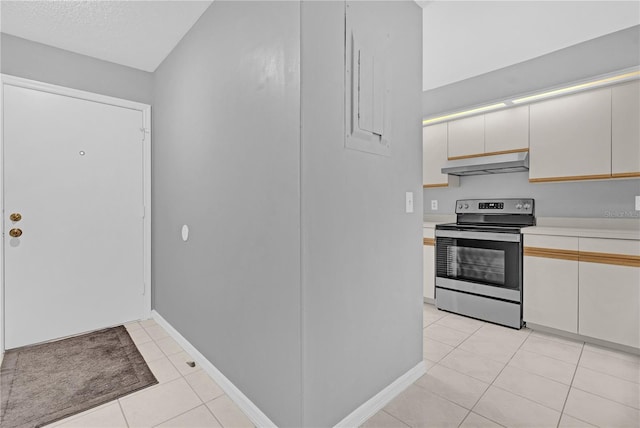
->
[423,214,455,229]
[522,217,640,240]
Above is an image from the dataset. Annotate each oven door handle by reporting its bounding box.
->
[435,229,521,242]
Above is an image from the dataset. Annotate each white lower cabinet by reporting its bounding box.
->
[579,262,640,348]
[524,234,640,349]
[523,235,579,333]
[578,238,640,348]
[423,227,435,300]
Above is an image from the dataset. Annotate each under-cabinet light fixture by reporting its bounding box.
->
[422,103,507,125]
[512,70,640,104]
[423,68,640,127]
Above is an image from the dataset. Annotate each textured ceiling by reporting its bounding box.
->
[0,0,213,72]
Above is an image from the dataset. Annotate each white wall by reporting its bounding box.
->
[0,34,153,104]
[153,2,302,425]
[301,2,423,425]
[423,1,640,90]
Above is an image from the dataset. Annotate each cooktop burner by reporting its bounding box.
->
[440,198,536,230]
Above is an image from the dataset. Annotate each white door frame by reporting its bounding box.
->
[0,74,152,354]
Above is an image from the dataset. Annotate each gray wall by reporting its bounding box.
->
[423,25,640,117]
[152,2,302,426]
[300,2,423,426]
[0,34,153,104]
[423,25,640,218]
[424,172,640,218]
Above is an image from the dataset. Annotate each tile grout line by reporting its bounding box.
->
[519,339,586,366]
[150,325,209,428]
[458,326,533,428]
[147,321,251,428]
[377,409,410,428]
[116,399,131,428]
[556,343,585,428]
[432,316,509,428]
[576,355,640,384]
[125,322,208,428]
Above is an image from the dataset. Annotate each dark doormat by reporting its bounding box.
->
[0,325,158,428]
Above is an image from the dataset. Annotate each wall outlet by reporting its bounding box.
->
[636,196,640,211]
[431,200,438,210]
[405,192,414,213]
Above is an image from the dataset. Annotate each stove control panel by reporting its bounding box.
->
[455,198,534,215]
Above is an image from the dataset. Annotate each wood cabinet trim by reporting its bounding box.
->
[529,174,612,183]
[423,183,449,188]
[525,246,640,267]
[524,246,579,261]
[447,148,528,161]
[579,251,640,268]
[423,238,435,246]
[611,172,640,179]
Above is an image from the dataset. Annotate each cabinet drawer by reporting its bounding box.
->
[524,235,579,252]
[423,227,435,240]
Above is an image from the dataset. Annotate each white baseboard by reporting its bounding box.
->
[151,310,277,427]
[334,360,427,428]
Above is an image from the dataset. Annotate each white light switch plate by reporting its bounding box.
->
[405,192,414,213]
[431,200,438,210]
[636,196,640,211]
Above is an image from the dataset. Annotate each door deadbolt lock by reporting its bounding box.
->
[9,213,22,222]
[9,228,22,238]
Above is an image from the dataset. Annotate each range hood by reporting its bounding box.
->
[441,152,529,176]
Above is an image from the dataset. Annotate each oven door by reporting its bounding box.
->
[435,229,522,302]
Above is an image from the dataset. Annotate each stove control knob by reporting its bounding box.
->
[523,203,531,210]
[458,204,463,210]
[463,203,469,209]
[516,203,523,210]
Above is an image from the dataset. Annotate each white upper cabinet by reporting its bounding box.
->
[529,88,612,182]
[612,80,640,177]
[423,123,459,187]
[447,115,484,159]
[484,105,529,154]
[447,106,529,159]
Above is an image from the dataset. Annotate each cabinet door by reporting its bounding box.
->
[523,235,579,333]
[485,105,529,154]
[578,238,640,348]
[423,123,458,187]
[423,228,435,300]
[447,115,484,159]
[612,81,640,177]
[529,88,612,182]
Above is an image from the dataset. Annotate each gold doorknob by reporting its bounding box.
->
[9,228,22,238]
[9,213,22,222]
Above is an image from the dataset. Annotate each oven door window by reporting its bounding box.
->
[436,237,520,289]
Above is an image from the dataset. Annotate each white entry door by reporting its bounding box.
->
[3,82,148,349]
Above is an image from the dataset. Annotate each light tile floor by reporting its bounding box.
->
[41,304,640,427]
[42,319,255,428]
[362,303,640,428]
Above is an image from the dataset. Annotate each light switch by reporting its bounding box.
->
[181,225,189,242]
[405,192,414,213]
[431,200,438,210]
